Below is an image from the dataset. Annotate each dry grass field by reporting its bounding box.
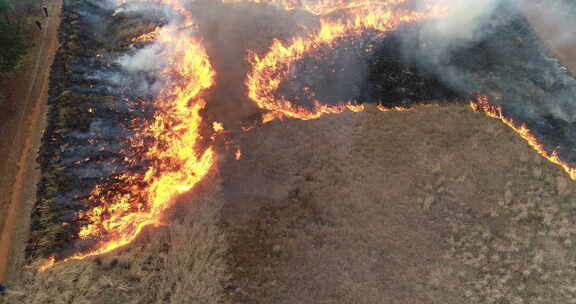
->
[5,104,576,303]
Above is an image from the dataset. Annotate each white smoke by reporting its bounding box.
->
[413,0,576,60]
[520,0,576,56]
[117,44,167,72]
[112,1,182,21]
[107,0,193,95]
[425,0,501,45]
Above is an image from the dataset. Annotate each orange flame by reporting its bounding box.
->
[471,96,576,180]
[74,35,214,261]
[377,104,411,112]
[40,0,216,269]
[235,147,242,160]
[131,26,162,42]
[213,121,225,132]
[246,0,444,121]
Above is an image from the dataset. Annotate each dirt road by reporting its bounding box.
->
[0,0,62,282]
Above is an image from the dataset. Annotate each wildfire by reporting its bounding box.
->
[471,96,576,180]
[40,0,216,269]
[74,35,214,261]
[47,0,574,274]
[246,0,444,121]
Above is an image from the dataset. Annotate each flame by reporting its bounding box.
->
[235,147,242,160]
[246,0,444,121]
[377,104,411,112]
[38,256,56,272]
[131,26,162,42]
[213,121,225,132]
[471,96,576,180]
[261,111,284,123]
[73,36,214,261]
[40,0,216,269]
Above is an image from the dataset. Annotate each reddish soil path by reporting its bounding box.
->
[0,0,62,282]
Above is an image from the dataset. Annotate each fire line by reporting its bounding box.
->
[471,96,576,180]
[41,0,216,270]
[246,0,446,121]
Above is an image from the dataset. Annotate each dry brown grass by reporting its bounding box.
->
[6,104,576,303]
[218,104,576,303]
[1,188,230,304]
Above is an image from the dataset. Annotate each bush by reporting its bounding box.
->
[0,0,29,73]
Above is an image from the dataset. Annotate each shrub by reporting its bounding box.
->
[0,0,29,73]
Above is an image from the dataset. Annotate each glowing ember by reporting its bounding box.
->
[246,0,444,121]
[471,96,576,180]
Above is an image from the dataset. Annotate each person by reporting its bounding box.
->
[35,20,43,30]
[43,6,49,17]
